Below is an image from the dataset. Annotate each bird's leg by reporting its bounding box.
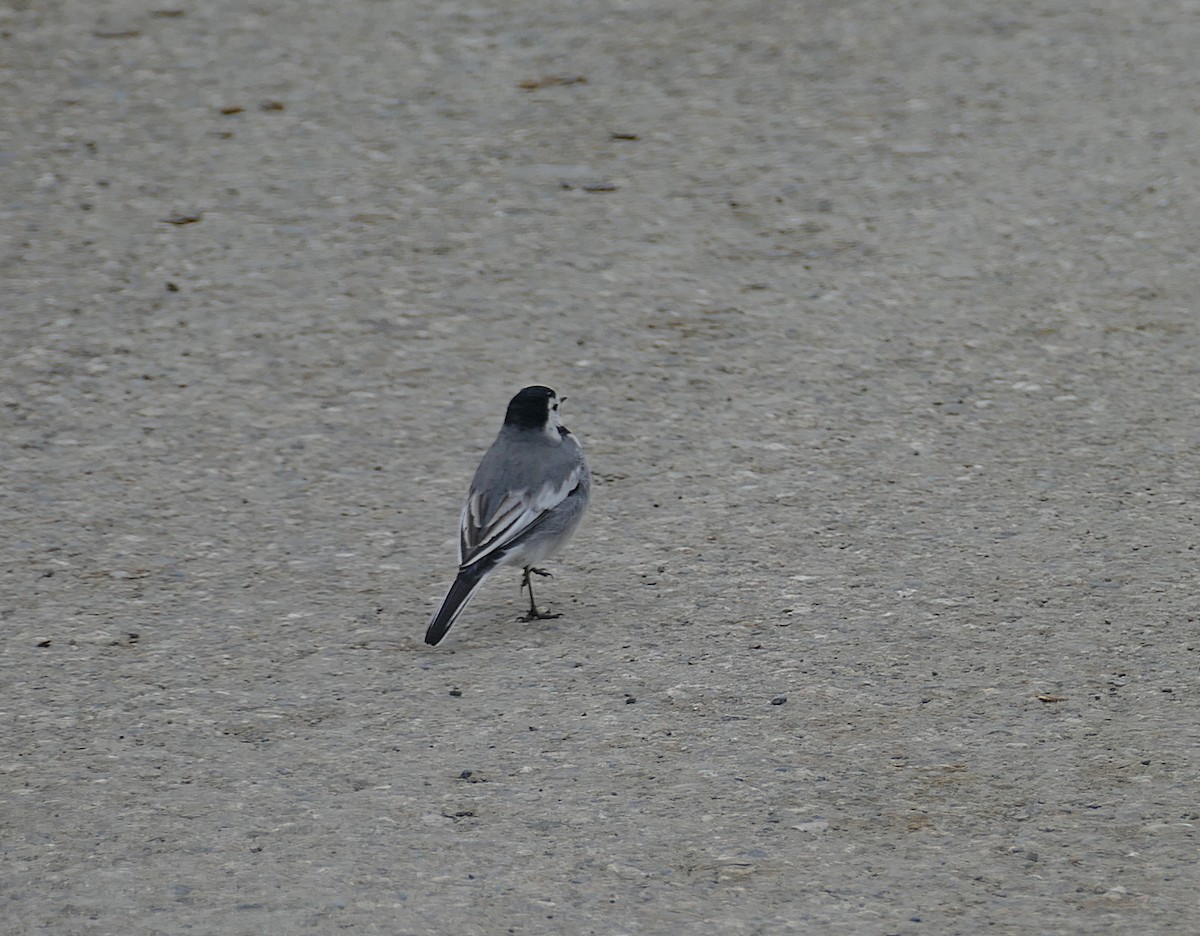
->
[519,566,561,621]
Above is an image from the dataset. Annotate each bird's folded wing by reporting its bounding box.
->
[459,466,583,567]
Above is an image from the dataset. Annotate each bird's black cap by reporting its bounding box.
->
[505,385,557,429]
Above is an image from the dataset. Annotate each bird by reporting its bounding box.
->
[424,386,590,646]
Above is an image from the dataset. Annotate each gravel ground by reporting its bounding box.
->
[3,1,1198,933]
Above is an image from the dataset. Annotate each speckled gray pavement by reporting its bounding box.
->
[3,2,1199,933]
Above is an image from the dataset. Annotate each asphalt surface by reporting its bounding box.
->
[3,2,1198,933]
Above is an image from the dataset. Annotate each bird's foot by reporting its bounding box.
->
[520,566,560,621]
[520,566,553,594]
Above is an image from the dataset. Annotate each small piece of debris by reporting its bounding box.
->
[610,131,639,141]
[1037,694,1068,703]
[518,75,587,90]
[260,101,285,111]
[37,639,52,648]
[160,214,201,225]
[448,688,462,697]
[219,105,244,115]
[581,182,617,193]
[770,695,788,706]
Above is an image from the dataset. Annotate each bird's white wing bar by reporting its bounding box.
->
[459,466,583,567]
[459,491,523,564]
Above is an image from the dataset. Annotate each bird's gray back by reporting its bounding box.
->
[470,426,587,506]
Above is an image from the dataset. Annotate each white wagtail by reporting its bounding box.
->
[424,386,591,646]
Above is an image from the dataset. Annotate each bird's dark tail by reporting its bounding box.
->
[425,561,494,645]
